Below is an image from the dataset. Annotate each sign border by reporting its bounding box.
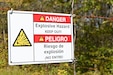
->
[8,10,74,65]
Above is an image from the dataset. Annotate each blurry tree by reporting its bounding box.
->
[74,0,113,75]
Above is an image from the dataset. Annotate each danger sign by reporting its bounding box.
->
[33,14,71,23]
[8,10,74,65]
[34,35,71,42]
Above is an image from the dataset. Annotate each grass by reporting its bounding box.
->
[0,66,31,75]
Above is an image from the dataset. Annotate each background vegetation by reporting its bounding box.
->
[0,0,113,75]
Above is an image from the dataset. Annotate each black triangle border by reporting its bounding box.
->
[13,29,32,47]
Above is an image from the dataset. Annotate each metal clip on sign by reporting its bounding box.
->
[10,8,13,14]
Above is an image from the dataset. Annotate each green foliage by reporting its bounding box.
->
[0,66,31,75]
[75,23,113,74]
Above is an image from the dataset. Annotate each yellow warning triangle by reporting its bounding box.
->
[40,16,44,21]
[39,36,44,42]
[13,29,32,46]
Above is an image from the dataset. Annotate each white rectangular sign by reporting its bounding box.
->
[8,10,74,65]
